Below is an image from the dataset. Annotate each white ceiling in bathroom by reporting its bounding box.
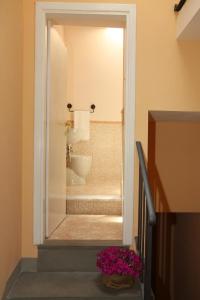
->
[49,14,126,28]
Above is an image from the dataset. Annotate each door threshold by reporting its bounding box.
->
[43,239,123,247]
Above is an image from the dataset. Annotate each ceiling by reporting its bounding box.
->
[177,0,200,39]
[149,111,200,122]
[49,14,126,28]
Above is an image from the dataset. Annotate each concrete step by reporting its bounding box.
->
[7,271,142,300]
[38,245,109,272]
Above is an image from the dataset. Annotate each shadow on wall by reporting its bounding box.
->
[148,111,200,213]
[148,114,170,212]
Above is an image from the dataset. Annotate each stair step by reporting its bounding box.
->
[7,271,142,300]
[38,245,113,272]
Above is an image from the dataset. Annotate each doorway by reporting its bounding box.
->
[34,2,136,245]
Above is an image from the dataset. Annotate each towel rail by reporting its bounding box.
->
[67,103,96,113]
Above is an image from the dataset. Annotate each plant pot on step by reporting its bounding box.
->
[96,246,143,290]
[102,274,134,290]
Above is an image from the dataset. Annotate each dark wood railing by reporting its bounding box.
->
[136,141,156,300]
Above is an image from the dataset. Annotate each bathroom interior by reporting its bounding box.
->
[46,17,124,241]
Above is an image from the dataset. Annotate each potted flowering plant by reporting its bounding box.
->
[96,246,142,289]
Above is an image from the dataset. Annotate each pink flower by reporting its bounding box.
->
[96,247,143,278]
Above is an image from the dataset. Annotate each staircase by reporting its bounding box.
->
[4,141,155,300]
[5,244,142,300]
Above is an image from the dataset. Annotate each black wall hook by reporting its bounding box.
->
[90,104,95,113]
[174,0,187,12]
[67,103,73,112]
[67,103,96,113]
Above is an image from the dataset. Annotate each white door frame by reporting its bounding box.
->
[34,2,136,245]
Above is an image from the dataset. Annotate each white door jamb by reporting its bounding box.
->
[34,2,136,245]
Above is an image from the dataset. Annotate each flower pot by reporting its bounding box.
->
[102,274,134,290]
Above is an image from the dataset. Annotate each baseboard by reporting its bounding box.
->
[2,258,37,300]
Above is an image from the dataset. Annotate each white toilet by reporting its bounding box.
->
[70,155,92,184]
[66,167,86,185]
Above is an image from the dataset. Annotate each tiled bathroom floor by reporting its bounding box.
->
[49,215,123,240]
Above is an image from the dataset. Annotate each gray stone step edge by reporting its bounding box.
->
[37,245,130,272]
[2,258,37,300]
[2,259,143,300]
[9,298,142,300]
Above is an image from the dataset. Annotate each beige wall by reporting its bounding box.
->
[0,0,23,296]
[22,0,200,256]
[63,25,123,122]
[150,121,200,212]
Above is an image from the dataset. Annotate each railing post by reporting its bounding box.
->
[138,166,142,254]
[136,141,156,300]
[144,219,153,300]
[141,194,146,283]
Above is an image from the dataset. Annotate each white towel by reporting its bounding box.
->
[74,110,90,141]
